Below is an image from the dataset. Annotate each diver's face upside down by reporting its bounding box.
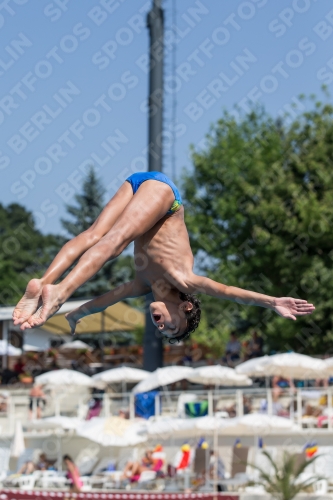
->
[149,299,193,340]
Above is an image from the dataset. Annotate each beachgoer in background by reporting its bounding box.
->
[209,450,225,479]
[247,331,264,358]
[29,384,46,419]
[121,450,154,480]
[13,356,26,377]
[225,332,241,366]
[63,455,82,493]
[17,461,35,475]
[0,391,9,412]
[86,387,104,420]
[272,376,295,401]
[118,408,129,419]
[36,453,49,470]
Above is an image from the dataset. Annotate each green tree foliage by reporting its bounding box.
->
[249,450,321,500]
[61,167,106,236]
[182,101,333,353]
[61,166,135,298]
[0,203,60,305]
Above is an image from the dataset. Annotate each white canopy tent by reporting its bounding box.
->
[0,340,21,356]
[0,301,95,369]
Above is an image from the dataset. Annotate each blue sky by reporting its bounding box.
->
[0,0,332,235]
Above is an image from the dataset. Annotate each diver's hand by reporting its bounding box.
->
[65,309,83,335]
[273,297,315,321]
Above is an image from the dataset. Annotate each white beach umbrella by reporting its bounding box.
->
[146,418,198,440]
[23,344,43,352]
[60,340,92,351]
[195,416,234,433]
[76,416,147,447]
[261,353,326,379]
[217,413,298,435]
[188,365,252,386]
[35,369,93,387]
[93,366,149,385]
[189,414,295,435]
[133,366,193,394]
[190,414,296,436]
[132,366,194,394]
[323,357,333,377]
[25,416,82,431]
[10,420,25,458]
[236,353,327,380]
[146,414,296,440]
[146,416,231,440]
[0,340,22,356]
[235,356,271,377]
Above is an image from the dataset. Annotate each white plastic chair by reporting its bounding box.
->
[78,456,99,476]
[313,479,328,494]
[16,471,42,490]
[75,445,100,476]
[38,472,69,489]
[0,446,11,484]
[177,393,197,418]
[315,447,333,480]
[138,470,157,484]
[124,471,161,491]
[16,448,38,471]
[104,471,123,490]
[91,457,110,474]
[88,457,116,488]
[80,476,93,491]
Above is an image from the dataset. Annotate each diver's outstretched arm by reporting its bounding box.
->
[191,276,315,320]
[65,279,150,334]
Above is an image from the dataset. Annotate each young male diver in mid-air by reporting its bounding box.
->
[13,171,315,341]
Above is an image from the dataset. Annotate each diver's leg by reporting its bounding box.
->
[13,182,133,325]
[22,181,174,329]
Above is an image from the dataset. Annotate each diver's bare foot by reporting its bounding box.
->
[65,310,82,335]
[13,279,43,325]
[20,284,64,330]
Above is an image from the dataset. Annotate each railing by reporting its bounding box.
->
[2,386,333,434]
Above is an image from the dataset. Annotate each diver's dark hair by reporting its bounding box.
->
[169,292,201,344]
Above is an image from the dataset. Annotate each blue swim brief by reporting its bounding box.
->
[126,171,183,215]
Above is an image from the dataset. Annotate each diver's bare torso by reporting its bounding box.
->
[134,206,194,293]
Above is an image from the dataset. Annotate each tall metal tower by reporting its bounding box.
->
[143,0,164,371]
